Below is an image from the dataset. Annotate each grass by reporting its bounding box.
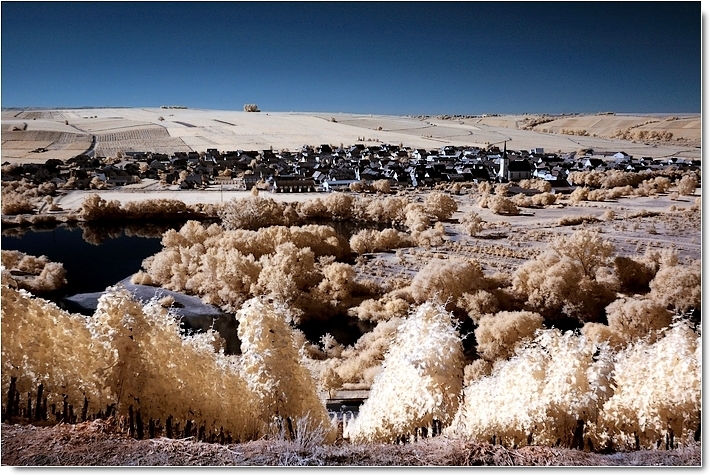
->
[0,420,701,466]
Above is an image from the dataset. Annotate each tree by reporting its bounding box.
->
[237,297,334,440]
[551,229,614,279]
[350,302,464,443]
[475,311,544,361]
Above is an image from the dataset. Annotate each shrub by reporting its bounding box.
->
[487,195,519,215]
[648,260,701,313]
[411,222,448,248]
[518,179,552,193]
[349,181,367,193]
[676,174,698,196]
[323,192,353,220]
[252,243,319,304]
[1,191,34,215]
[605,297,673,344]
[1,250,67,293]
[317,262,357,302]
[558,215,600,226]
[243,104,260,112]
[410,258,485,305]
[79,194,124,221]
[404,203,430,233]
[475,311,544,361]
[460,211,484,236]
[350,294,411,322]
[531,192,557,206]
[350,302,464,443]
[218,196,291,230]
[423,191,458,220]
[335,317,404,385]
[569,187,589,202]
[350,228,412,254]
[463,359,492,386]
[457,290,499,323]
[372,179,392,194]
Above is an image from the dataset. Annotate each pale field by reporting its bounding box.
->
[1,108,701,164]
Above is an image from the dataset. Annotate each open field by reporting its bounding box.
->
[1,108,701,164]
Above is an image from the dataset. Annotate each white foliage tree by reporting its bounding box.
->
[600,320,701,449]
[236,297,334,441]
[349,301,465,443]
[448,329,615,448]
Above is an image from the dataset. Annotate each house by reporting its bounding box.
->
[270,175,316,193]
[613,151,632,160]
[506,159,532,181]
[583,158,605,170]
[321,179,361,192]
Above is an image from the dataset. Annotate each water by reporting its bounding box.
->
[2,224,166,298]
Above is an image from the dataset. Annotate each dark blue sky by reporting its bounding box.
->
[1,2,701,114]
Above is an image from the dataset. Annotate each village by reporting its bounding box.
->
[1,141,701,194]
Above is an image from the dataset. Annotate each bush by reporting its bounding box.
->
[518,179,552,193]
[243,104,260,112]
[605,297,673,344]
[460,211,484,236]
[350,294,411,322]
[558,215,600,226]
[677,174,698,196]
[404,203,430,233]
[487,195,520,215]
[1,250,67,293]
[475,311,544,361]
[218,196,292,230]
[350,228,412,254]
[648,260,701,313]
[410,259,486,305]
[335,317,404,385]
[350,302,464,443]
[1,191,34,215]
[423,191,458,220]
[372,179,392,194]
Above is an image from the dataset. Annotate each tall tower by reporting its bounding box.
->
[498,141,508,180]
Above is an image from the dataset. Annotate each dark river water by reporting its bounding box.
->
[1,222,374,346]
[2,224,166,297]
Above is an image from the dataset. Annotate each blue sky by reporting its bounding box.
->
[1,2,701,114]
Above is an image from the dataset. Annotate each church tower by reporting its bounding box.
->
[498,141,508,180]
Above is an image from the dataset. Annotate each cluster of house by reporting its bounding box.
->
[1,143,701,193]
